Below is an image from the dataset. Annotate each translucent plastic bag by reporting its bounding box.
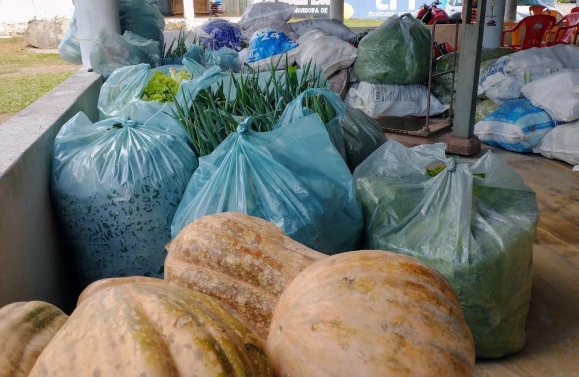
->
[60,0,165,63]
[182,44,241,72]
[354,14,431,85]
[341,106,387,172]
[52,110,198,286]
[204,47,241,72]
[354,140,540,358]
[58,15,82,65]
[171,115,363,254]
[90,31,160,80]
[118,0,165,55]
[276,88,347,161]
[98,62,196,122]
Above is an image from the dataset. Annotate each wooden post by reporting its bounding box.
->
[453,0,486,139]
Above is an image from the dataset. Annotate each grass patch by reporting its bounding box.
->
[0,71,74,114]
[0,38,69,69]
[288,17,383,28]
[344,19,384,28]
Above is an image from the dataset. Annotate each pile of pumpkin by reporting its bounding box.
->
[0,212,476,377]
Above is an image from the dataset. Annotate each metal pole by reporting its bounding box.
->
[504,0,517,22]
[453,0,486,138]
[330,0,344,21]
[482,0,506,47]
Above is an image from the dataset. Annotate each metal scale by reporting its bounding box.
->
[381,0,485,156]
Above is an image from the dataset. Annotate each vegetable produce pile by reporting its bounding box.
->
[141,68,191,102]
[354,141,540,358]
[2,4,545,376]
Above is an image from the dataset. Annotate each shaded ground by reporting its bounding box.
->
[0,38,77,126]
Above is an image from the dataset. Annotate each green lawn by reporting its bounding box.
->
[0,72,75,114]
[0,38,75,119]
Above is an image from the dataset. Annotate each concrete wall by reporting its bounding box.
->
[0,0,74,36]
[0,69,102,313]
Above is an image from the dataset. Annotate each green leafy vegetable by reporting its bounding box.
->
[141,70,189,103]
[356,162,538,358]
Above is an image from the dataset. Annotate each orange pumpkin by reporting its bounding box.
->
[267,250,476,377]
[29,278,272,377]
[0,301,68,377]
[165,212,325,339]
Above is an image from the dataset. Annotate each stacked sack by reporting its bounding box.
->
[232,2,360,100]
[474,44,579,169]
[346,14,448,118]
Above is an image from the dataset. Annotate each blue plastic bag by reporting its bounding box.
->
[171,115,363,254]
[474,98,556,153]
[276,88,347,161]
[199,19,243,51]
[52,110,198,286]
[90,31,160,80]
[98,61,202,122]
[60,0,165,63]
[58,15,82,65]
[247,29,299,64]
[118,0,165,55]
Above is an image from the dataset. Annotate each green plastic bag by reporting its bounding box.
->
[341,106,387,172]
[354,14,431,85]
[354,140,540,358]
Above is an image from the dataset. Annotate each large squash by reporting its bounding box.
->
[0,301,68,377]
[165,212,326,339]
[267,250,476,377]
[28,278,272,377]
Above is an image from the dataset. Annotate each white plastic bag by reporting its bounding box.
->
[521,70,579,123]
[474,98,556,153]
[534,121,579,170]
[289,18,357,42]
[296,30,358,78]
[241,18,299,42]
[345,81,449,118]
[239,1,295,31]
[480,45,579,105]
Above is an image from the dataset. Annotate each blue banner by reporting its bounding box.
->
[346,0,421,18]
[252,0,423,19]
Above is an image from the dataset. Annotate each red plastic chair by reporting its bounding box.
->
[572,6,579,13]
[546,12,579,45]
[502,15,557,50]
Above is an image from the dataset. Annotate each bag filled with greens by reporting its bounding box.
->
[354,14,431,85]
[354,140,539,358]
[97,61,201,122]
[171,114,363,254]
[51,109,198,287]
[341,106,387,172]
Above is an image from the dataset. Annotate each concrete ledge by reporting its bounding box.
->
[0,69,102,311]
